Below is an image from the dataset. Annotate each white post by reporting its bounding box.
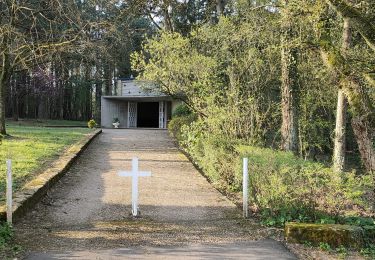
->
[6,160,12,224]
[243,158,249,219]
[132,158,139,216]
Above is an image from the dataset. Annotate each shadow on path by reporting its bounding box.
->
[13,129,296,259]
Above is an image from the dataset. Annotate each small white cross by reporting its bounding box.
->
[118,157,151,217]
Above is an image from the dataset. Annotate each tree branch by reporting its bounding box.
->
[326,0,375,52]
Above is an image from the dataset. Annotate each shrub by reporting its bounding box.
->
[361,245,375,258]
[169,117,374,226]
[0,222,13,247]
[172,104,192,118]
[87,119,97,129]
[168,114,196,141]
[237,145,373,223]
[178,120,241,190]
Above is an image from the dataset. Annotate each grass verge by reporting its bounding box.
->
[0,120,94,202]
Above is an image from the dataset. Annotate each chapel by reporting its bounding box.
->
[101,78,180,128]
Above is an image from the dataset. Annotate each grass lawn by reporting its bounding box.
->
[0,120,94,202]
[6,119,88,127]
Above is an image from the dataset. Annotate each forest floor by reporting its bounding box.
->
[0,120,93,202]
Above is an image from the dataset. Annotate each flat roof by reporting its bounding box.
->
[102,96,173,101]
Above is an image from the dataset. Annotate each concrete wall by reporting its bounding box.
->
[122,81,142,96]
[121,80,160,97]
[101,98,128,128]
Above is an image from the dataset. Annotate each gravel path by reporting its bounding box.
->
[14,129,296,259]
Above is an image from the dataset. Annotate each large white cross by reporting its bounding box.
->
[118,157,151,217]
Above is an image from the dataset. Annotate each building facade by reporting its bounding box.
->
[101,79,180,129]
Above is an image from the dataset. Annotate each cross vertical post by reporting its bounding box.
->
[132,158,139,216]
[6,160,12,224]
[243,158,249,219]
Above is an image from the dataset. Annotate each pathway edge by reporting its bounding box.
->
[0,129,102,222]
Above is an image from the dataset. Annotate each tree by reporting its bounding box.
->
[216,0,226,16]
[326,0,375,52]
[316,2,375,173]
[280,1,299,154]
[0,0,155,126]
[0,0,83,134]
[332,17,350,172]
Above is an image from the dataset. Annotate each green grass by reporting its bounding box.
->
[0,121,94,202]
[6,119,88,127]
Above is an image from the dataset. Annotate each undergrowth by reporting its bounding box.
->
[169,111,374,227]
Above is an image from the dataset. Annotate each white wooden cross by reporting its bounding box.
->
[118,157,151,217]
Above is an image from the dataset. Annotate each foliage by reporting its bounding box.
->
[133,6,369,157]
[87,120,97,129]
[112,118,120,123]
[0,122,93,201]
[297,51,337,159]
[0,0,85,134]
[0,0,156,130]
[335,245,348,257]
[136,0,375,228]
[132,32,221,116]
[133,15,281,144]
[341,217,375,226]
[237,145,373,219]
[319,242,332,251]
[0,222,12,248]
[168,114,197,141]
[0,134,3,145]
[360,245,375,258]
[169,115,374,226]
[172,104,192,118]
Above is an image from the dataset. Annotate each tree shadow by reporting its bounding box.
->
[12,129,294,259]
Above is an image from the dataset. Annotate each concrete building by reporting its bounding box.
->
[101,78,180,129]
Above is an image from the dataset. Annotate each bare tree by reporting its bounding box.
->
[0,0,83,134]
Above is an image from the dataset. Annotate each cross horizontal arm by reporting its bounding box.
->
[138,171,152,177]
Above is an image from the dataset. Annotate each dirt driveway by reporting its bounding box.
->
[14,129,296,259]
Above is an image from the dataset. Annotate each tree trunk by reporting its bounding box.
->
[0,50,11,135]
[321,48,375,173]
[95,82,102,123]
[346,79,375,173]
[12,88,19,121]
[216,0,225,16]
[351,117,375,172]
[162,3,174,32]
[325,0,375,52]
[104,64,112,96]
[0,76,8,135]
[84,65,92,120]
[333,90,348,172]
[333,18,351,172]
[280,2,299,154]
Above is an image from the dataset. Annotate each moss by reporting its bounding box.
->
[285,222,364,249]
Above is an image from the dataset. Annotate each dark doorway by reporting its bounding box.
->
[137,102,159,128]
